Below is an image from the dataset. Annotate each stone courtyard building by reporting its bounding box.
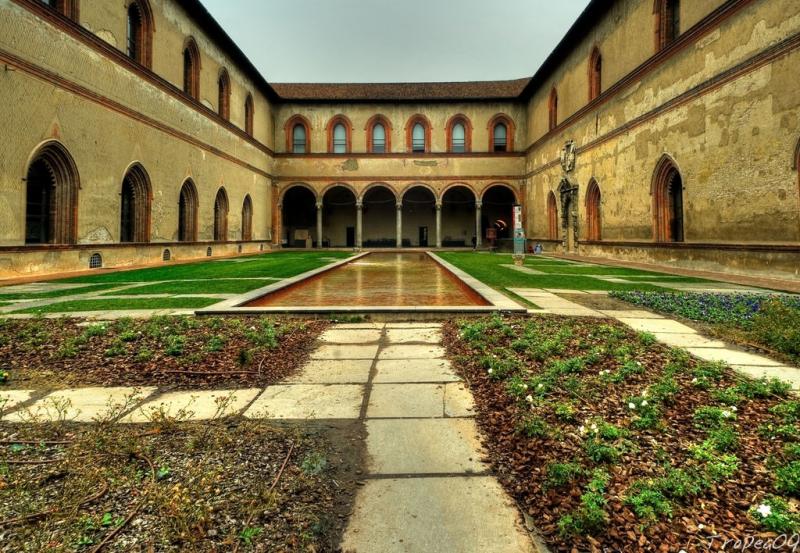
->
[0,0,798,279]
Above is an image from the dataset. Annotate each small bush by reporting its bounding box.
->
[750,300,800,361]
[707,425,739,452]
[557,470,609,536]
[749,496,800,533]
[164,335,186,357]
[625,483,672,521]
[517,414,551,438]
[736,377,792,399]
[657,468,703,500]
[554,402,577,422]
[545,462,584,489]
[692,406,736,429]
[774,461,800,496]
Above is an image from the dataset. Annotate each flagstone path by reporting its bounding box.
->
[1,322,537,553]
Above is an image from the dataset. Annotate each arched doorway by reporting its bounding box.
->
[547,192,559,240]
[481,184,516,248]
[653,157,685,242]
[213,188,229,241]
[402,186,436,247]
[178,179,198,242]
[586,179,601,241]
[25,141,80,245]
[441,185,476,247]
[322,185,356,247]
[282,185,317,248]
[362,185,396,247]
[120,164,152,243]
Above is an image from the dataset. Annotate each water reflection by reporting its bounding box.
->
[246,252,488,307]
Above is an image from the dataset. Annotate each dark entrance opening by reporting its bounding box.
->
[282,186,317,248]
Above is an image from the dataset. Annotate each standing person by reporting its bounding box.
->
[471,236,477,250]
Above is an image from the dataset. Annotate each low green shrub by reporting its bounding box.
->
[749,497,800,533]
[774,461,800,496]
[544,462,584,489]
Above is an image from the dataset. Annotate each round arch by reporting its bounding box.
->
[441,182,479,202]
[320,181,357,201]
[322,184,358,248]
[365,114,393,153]
[326,114,353,154]
[362,183,398,247]
[280,182,319,204]
[399,182,437,202]
[487,114,516,152]
[359,182,398,203]
[445,114,473,153]
[441,184,477,247]
[481,183,517,243]
[480,182,519,203]
[401,185,437,247]
[283,114,312,153]
[24,140,81,245]
[282,184,317,247]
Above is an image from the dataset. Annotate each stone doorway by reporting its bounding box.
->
[559,179,579,253]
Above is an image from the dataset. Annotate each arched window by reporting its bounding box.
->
[586,179,602,241]
[89,252,103,269]
[548,88,558,131]
[25,141,80,245]
[217,70,230,120]
[126,1,152,68]
[366,115,392,153]
[40,0,79,21]
[589,47,602,101]
[244,94,254,135]
[285,115,311,153]
[652,156,685,242]
[446,115,472,153]
[178,179,198,242]
[241,194,253,241]
[655,0,680,51]
[213,188,229,241]
[327,116,352,154]
[406,115,431,153]
[488,114,515,153]
[182,38,200,100]
[120,164,151,243]
[547,192,558,240]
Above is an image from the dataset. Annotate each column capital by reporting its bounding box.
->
[315,202,323,209]
[396,202,403,209]
[475,200,483,208]
[356,201,363,209]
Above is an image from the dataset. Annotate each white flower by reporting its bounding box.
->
[537,383,544,389]
[698,524,704,530]
[722,410,732,418]
[525,395,533,403]
[487,368,494,375]
[591,423,598,432]
[641,400,648,407]
[692,377,699,383]
[680,550,687,553]
[757,504,772,518]
[731,406,737,412]
[642,390,649,397]
[249,326,256,331]
[522,384,528,390]
[628,402,636,410]
[579,425,586,435]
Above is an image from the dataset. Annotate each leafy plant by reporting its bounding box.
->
[164,334,186,356]
[692,406,736,429]
[554,402,577,422]
[625,482,672,521]
[301,452,328,476]
[545,462,584,489]
[774,461,800,496]
[557,470,609,536]
[517,414,551,438]
[749,497,800,533]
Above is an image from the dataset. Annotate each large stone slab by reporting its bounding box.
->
[599,309,664,319]
[310,344,379,360]
[373,359,459,383]
[5,387,156,423]
[730,365,800,390]
[617,318,697,334]
[652,333,727,349]
[245,384,363,419]
[318,328,382,344]
[378,344,446,360]
[365,419,487,474]
[286,359,373,384]
[123,389,260,423]
[332,322,385,330]
[367,384,444,418]
[0,390,34,415]
[444,382,476,417]
[341,477,534,553]
[687,347,784,367]
[385,327,442,344]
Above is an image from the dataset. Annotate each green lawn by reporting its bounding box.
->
[61,251,353,283]
[3,251,353,314]
[101,278,278,296]
[437,252,720,293]
[14,297,220,314]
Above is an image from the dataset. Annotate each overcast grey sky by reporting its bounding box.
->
[201,0,592,84]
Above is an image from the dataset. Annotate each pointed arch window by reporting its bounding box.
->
[126,1,153,68]
[589,47,602,101]
[25,142,80,245]
[586,180,602,241]
[241,195,253,241]
[218,70,230,120]
[213,188,229,241]
[178,180,198,242]
[548,88,558,131]
[655,0,680,51]
[244,94,254,135]
[182,38,201,100]
[40,0,79,21]
[120,164,152,243]
[652,157,685,242]
[547,192,558,240]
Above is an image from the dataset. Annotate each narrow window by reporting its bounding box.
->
[25,142,80,245]
[120,165,151,243]
[547,192,558,240]
[589,48,602,101]
[451,123,466,153]
[372,123,386,153]
[493,123,508,152]
[548,88,558,131]
[244,94,254,135]
[292,124,307,153]
[241,195,253,241]
[213,188,229,241]
[412,123,425,153]
[333,123,347,153]
[656,0,681,51]
[127,3,142,61]
[183,39,200,99]
[218,70,230,120]
[653,157,685,242]
[586,180,602,241]
[178,180,198,242]
[40,0,78,21]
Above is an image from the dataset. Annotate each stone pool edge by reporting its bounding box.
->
[195,251,526,316]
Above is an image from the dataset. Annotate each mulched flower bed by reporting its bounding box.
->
[443,315,800,552]
[0,316,328,390]
[0,418,362,552]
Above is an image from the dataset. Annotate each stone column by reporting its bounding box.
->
[356,201,363,249]
[316,202,323,249]
[274,202,283,247]
[396,202,403,248]
[435,202,442,248]
[475,200,482,248]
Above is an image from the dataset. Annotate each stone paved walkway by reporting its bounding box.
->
[510,288,800,390]
[0,322,536,553]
